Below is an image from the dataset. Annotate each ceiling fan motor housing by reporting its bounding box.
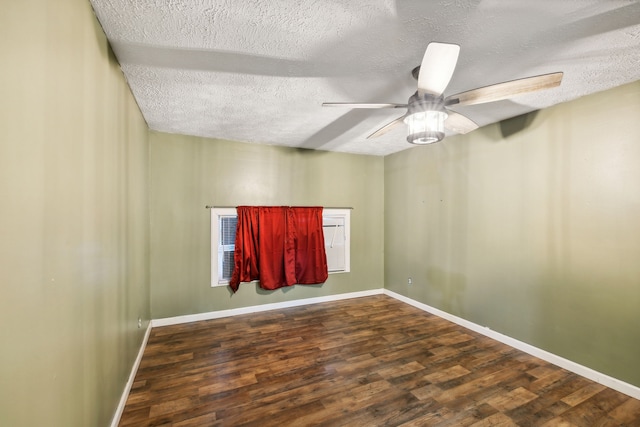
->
[404,92,447,144]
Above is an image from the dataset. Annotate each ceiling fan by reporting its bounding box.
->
[323,42,563,144]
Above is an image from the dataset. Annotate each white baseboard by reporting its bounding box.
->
[383,289,640,400]
[110,321,153,427]
[151,289,384,327]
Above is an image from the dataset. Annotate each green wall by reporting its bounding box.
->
[0,1,150,426]
[385,81,640,387]
[149,132,384,318]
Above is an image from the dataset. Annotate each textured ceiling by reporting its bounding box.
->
[90,0,640,156]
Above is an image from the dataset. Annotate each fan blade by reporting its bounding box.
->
[446,72,563,107]
[445,110,479,134]
[367,115,406,139]
[417,42,460,96]
[322,102,407,109]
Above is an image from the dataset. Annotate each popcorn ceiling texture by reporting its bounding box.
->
[91,0,640,155]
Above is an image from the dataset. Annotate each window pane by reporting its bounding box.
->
[222,250,235,280]
[220,216,237,246]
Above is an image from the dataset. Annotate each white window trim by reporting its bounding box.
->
[210,208,237,287]
[322,208,351,274]
[211,207,351,287]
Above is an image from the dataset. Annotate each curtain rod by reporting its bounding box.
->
[205,205,353,210]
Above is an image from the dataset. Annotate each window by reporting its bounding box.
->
[210,208,238,287]
[210,207,350,287]
[322,209,350,273]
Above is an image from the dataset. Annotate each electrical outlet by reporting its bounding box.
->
[138,317,142,329]
[407,277,412,285]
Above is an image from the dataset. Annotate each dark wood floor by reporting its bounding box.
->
[119,295,640,426]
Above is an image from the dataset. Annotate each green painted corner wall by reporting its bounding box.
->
[149,132,385,319]
[0,1,150,426]
[384,81,640,387]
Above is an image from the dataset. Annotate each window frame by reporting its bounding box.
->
[210,207,351,287]
[322,208,351,274]
[210,208,238,287]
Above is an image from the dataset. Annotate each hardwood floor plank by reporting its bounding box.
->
[118,295,640,426]
[172,413,216,427]
[561,383,607,407]
[471,412,520,426]
[425,364,472,383]
[540,418,580,427]
[397,407,456,426]
[377,361,426,379]
[485,386,538,412]
[149,397,198,419]
[198,372,257,396]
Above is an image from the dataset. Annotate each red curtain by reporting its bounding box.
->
[288,207,328,285]
[229,206,328,292]
[228,206,260,292]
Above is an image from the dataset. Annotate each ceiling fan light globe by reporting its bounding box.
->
[404,110,447,144]
[407,132,443,144]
